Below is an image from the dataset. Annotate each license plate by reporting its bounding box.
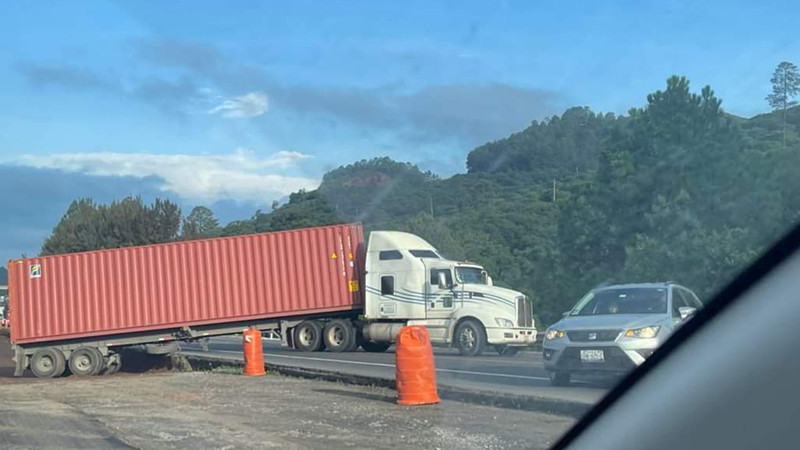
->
[580,349,605,363]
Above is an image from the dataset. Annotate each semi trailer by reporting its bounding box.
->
[8,223,537,378]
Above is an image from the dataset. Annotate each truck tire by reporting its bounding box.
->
[294,320,324,352]
[344,331,359,352]
[495,345,520,357]
[548,371,570,386]
[30,348,66,378]
[68,347,103,376]
[454,320,486,356]
[323,319,356,352]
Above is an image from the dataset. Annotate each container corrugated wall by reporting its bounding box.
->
[9,223,365,344]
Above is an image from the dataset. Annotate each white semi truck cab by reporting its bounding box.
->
[359,231,537,356]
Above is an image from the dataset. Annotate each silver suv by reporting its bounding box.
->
[543,283,702,385]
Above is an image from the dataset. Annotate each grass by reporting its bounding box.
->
[210,365,243,375]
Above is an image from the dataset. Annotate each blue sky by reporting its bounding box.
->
[1,0,798,263]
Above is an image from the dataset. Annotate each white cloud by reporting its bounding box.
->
[11,149,318,204]
[208,92,269,118]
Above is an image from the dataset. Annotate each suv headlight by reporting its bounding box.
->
[545,329,565,340]
[495,318,514,328]
[624,326,660,339]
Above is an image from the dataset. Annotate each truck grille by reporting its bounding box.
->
[566,330,622,342]
[517,297,533,327]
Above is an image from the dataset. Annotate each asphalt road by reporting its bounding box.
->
[180,336,608,406]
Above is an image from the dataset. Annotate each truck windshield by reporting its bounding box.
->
[570,288,668,315]
[455,267,484,284]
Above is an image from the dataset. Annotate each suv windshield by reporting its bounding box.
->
[570,288,668,316]
[455,267,484,284]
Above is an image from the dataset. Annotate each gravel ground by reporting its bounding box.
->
[0,370,574,449]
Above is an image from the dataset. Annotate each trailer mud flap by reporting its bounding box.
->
[13,346,27,377]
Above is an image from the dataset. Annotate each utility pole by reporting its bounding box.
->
[429,196,435,218]
[552,178,557,202]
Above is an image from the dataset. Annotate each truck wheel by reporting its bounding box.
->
[495,345,520,357]
[30,348,66,378]
[294,320,324,352]
[549,371,570,386]
[455,320,486,356]
[68,347,103,376]
[323,319,356,352]
[344,331,359,352]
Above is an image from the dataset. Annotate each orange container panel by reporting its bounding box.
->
[8,223,365,345]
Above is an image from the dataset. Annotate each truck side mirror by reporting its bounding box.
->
[437,272,448,290]
[486,276,493,286]
[480,271,493,286]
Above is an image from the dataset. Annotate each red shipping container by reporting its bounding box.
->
[8,223,365,345]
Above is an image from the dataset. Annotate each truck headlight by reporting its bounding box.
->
[545,329,565,340]
[495,318,514,328]
[624,326,660,339]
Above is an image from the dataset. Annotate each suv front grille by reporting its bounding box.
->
[517,297,533,327]
[566,330,622,342]
[556,346,636,372]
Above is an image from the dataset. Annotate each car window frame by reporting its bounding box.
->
[682,288,703,308]
[671,287,688,317]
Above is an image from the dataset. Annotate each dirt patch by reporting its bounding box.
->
[0,372,573,449]
[0,335,575,448]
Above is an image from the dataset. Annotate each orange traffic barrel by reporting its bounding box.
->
[395,325,440,405]
[243,328,266,376]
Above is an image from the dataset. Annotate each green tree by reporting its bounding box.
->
[621,192,759,299]
[182,206,221,240]
[41,199,101,255]
[220,190,342,237]
[220,220,257,237]
[318,157,437,222]
[41,197,182,255]
[467,107,620,180]
[766,61,800,148]
[267,190,342,231]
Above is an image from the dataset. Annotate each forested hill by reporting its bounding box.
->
[466,106,621,180]
[0,266,7,285]
[41,76,800,326]
[265,76,800,325]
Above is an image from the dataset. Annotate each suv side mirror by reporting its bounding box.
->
[437,272,448,290]
[679,306,697,320]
